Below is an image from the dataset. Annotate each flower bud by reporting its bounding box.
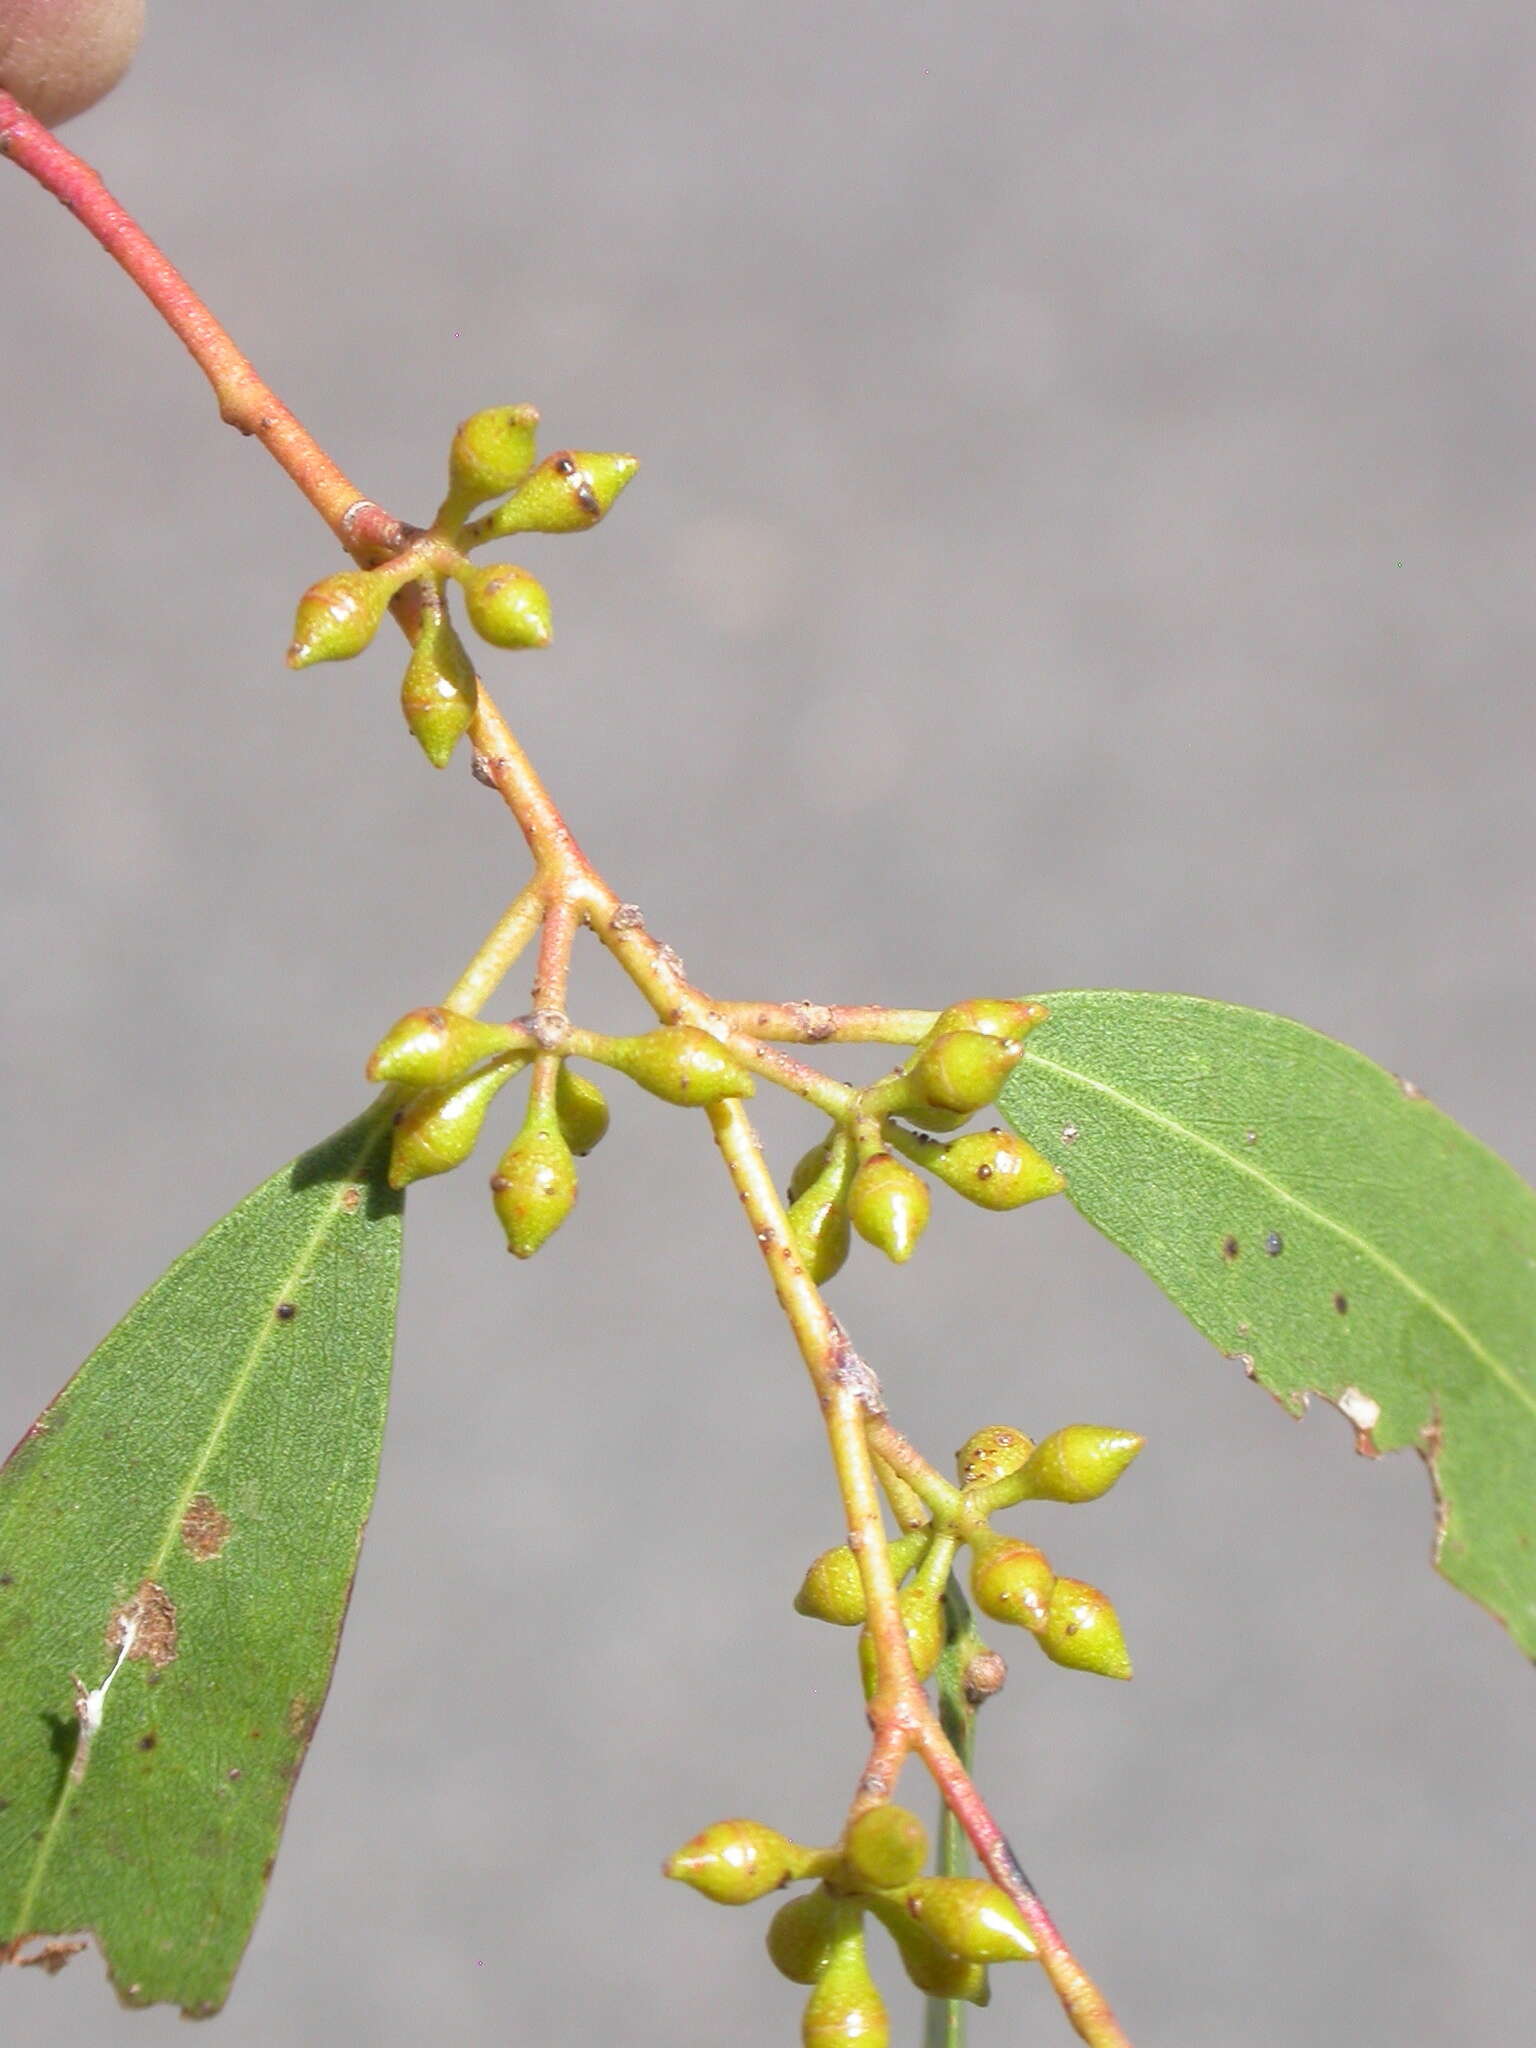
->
[956,1424,1034,1489]
[843,1804,927,1891]
[287,569,393,667]
[802,1925,889,2048]
[846,1152,930,1264]
[766,1888,845,1985]
[386,1058,521,1189]
[865,1895,990,2005]
[787,1135,835,1205]
[902,1878,1039,1965]
[787,1177,851,1285]
[906,1030,1024,1118]
[968,1535,1054,1634]
[459,563,553,650]
[922,1129,1063,1211]
[664,1818,810,1905]
[367,1007,523,1088]
[794,1529,929,1627]
[475,450,639,539]
[1038,1578,1131,1679]
[490,1117,577,1259]
[926,999,1047,1044]
[554,1065,611,1155]
[859,1583,944,1696]
[603,1027,755,1106]
[447,405,540,507]
[1020,1425,1145,1504]
[401,610,478,767]
[0,0,146,126]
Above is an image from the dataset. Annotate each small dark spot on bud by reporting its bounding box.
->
[554,454,576,475]
[1064,1621,1080,1636]
[137,1733,157,1752]
[391,1109,405,1125]
[275,1302,298,1322]
[489,1174,511,1193]
[1334,1292,1349,1315]
[976,1164,994,1180]
[1222,1235,1240,1260]
[1264,1233,1284,1256]
[575,480,600,516]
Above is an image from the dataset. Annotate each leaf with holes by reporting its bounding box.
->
[1000,991,1536,1657]
[0,1109,404,2013]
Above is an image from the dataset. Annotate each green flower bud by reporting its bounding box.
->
[865,1895,990,2005]
[1038,1578,1131,1679]
[859,1583,944,1696]
[664,1818,810,1905]
[846,1152,930,1264]
[787,1135,835,1205]
[767,1888,846,1986]
[802,1924,888,2048]
[367,1007,523,1088]
[287,569,393,667]
[447,405,540,507]
[969,1535,1054,1634]
[603,1027,755,1106]
[400,610,478,768]
[902,1877,1039,1966]
[926,999,1047,1044]
[906,1030,1023,1118]
[490,1117,578,1259]
[956,1424,1034,1489]
[474,450,639,540]
[387,1059,521,1189]
[1020,1425,1145,1504]
[922,1129,1064,1211]
[554,1065,611,1155]
[843,1804,927,1891]
[794,1529,930,1627]
[459,563,553,650]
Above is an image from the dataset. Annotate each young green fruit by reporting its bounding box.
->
[664,1818,809,1905]
[969,1535,1055,1634]
[843,1804,927,1891]
[766,1888,846,1985]
[902,1877,1039,1965]
[287,568,394,667]
[474,449,639,539]
[459,562,553,650]
[801,1924,888,2048]
[865,1895,990,2005]
[367,1007,523,1088]
[490,1118,578,1258]
[1020,1425,1145,1503]
[554,1064,611,1155]
[858,1582,943,1695]
[794,1529,930,1627]
[0,0,145,126]
[846,1152,930,1264]
[787,1134,835,1204]
[447,404,540,506]
[602,1027,755,1106]
[400,609,478,767]
[386,1059,521,1188]
[906,1029,1023,1117]
[1038,1578,1132,1679]
[921,1128,1064,1210]
[956,1424,1034,1489]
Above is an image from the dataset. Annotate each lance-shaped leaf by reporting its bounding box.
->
[0,1108,404,2013]
[999,992,1536,1658]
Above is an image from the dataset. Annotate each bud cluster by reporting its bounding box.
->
[286,404,636,768]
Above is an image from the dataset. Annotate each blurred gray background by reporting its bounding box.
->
[3,4,1534,2043]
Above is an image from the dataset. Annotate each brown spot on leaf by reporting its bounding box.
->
[137,1732,156,1752]
[1333,1292,1349,1315]
[274,1301,298,1322]
[110,1582,177,1668]
[181,1494,231,1562]
[0,1937,87,1975]
[1222,1235,1240,1261]
[340,1186,362,1214]
[286,1696,315,1741]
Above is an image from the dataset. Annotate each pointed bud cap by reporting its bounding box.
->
[287,569,393,667]
[843,1805,927,1891]
[902,1877,1039,1966]
[401,612,478,768]
[924,1129,1063,1211]
[490,1121,577,1258]
[460,563,553,650]
[664,1818,810,1905]
[368,1006,523,1088]
[859,1583,943,1696]
[969,1536,1054,1634]
[605,1027,754,1106]
[766,1889,845,1985]
[554,1065,611,1155]
[956,1424,1034,1489]
[795,1530,929,1627]
[1021,1425,1145,1504]
[802,1927,889,2047]
[1038,1578,1131,1679]
[926,998,1048,1044]
[907,1030,1024,1117]
[477,450,639,539]
[447,405,540,506]
[846,1152,930,1264]
[387,1059,521,1188]
[866,1895,991,2005]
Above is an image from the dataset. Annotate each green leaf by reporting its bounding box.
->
[999,992,1536,1658]
[0,1109,404,2012]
